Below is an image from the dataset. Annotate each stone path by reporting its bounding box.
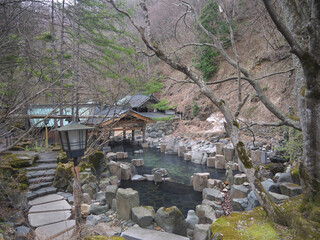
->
[25,152,75,240]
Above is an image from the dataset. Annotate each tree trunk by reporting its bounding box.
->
[59,0,66,126]
[263,0,320,203]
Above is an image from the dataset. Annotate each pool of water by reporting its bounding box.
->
[112,143,233,216]
[112,143,228,185]
[119,180,202,217]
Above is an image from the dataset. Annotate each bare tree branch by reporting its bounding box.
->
[261,0,305,58]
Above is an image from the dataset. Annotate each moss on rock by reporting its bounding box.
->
[57,151,69,164]
[264,163,285,175]
[54,162,73,179]
[280,196,320,239]
[88,151,105,174]
[79,161,94,173]
[17,171,28,185]
[10,159,31,168]
[0,165,17,176]
[290,164,300,184]
[53,162,73,190]
[1,154,32,169]
[210,207,289,239]
[8,145,25,151]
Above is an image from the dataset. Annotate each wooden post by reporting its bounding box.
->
[142,125,146,142]
[123,130,126,139]
[72,158,82,236]
[45,126,49,150]
[132,130,135,142]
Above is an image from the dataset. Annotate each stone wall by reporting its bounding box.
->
[146,120,178,139]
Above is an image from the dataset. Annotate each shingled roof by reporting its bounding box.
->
[117,94,159,108]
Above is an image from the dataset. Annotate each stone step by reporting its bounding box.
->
[26,169,55,179]
[37,159,57,164]
[38,152,58,160]
[28,194,64,206]
[34,220,75,240]
[28,210,72,227]
[28,176,54,184]
[29,200,71,213]
[52,228,74,240]
[25,187,57,200]
[29,182,53,191]
[26,163,58,171]
[121,226,189,240]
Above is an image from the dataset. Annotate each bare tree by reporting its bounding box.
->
[106,0,320,228]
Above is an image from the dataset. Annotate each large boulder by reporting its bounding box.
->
[116,152,127,159]
[131,159,144,167]
[251,150,262,166]
[276,172,293,184]
[232,198,248,211]
[120,164,132,180]
[82,183,98,199]
[202,188,224,202]
[107,161,121,179]
[233,174,248,185]
[178,146,186,157]
[53,163,73,191]
[245,191,260,211]
[105,185,118,206]
[207,179,223,189]
[193,173,210,192]
[192,151,204,164]
[268,192,289,204]
[81,204,90,217]
[207,157,215,167]
[109,176,118,185]
[201,153,208,165]
[279,182,303,197]
[165,138,179,154]
[116,188,139,220]
[99,177,111,189]
[195,204,216,224]
[215,155,226,169]
[223,145,235,162]
[131,206,155,228]
[106,152,117,161]
[215,143,225,155]
[155,206,187,236]
[230,185,250,199]
[89,203,109,215]
[269,184,281,194]
[193,224,211,240]
[257,166,273,181]
[261,179,276,192]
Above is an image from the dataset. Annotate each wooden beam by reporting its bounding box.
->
[112,127,143,131]
[7,114,110,119]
